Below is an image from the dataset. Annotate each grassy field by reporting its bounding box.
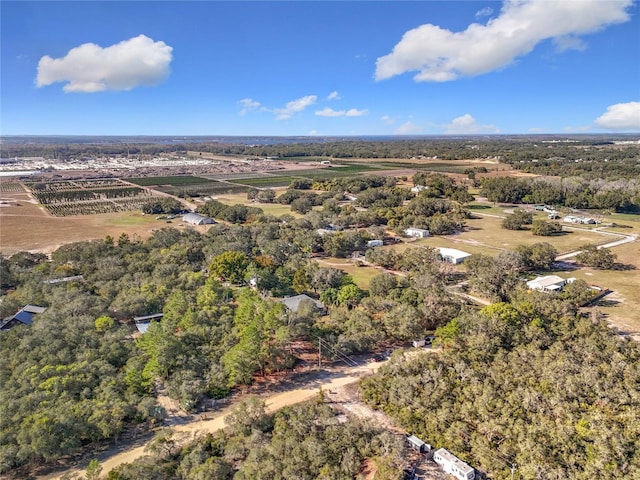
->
[210,190,301,218]
[0,197,163,254]
[125,175,212,186]
[421,214,615,255]
[554,239,640,337]
[230,176,298,188]
[314,257,381,290]
[157,182,250,197]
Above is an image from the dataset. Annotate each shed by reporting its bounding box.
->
[438,247,472,264]
[404,227,430,238]
[182,212,215,225]
[366,239,384,248]
[134,313,164,334]
[406,435,431,453]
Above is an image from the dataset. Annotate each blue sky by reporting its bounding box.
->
[2,1,639,136]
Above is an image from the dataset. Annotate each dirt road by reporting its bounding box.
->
[41,360,384,479]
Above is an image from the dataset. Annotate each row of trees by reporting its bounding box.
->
[482,176,640,212]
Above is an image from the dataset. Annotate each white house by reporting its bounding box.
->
[434,448,475,480]
[404,227,430,238]
[526,275,575,292]
[438,247,472,264]
[366,239,384,248]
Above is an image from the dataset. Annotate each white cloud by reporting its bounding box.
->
[475,7,494,18]
[375,0,632,82]
[36,35,172,92]
[315,107,368,117]
[553,36,587,53]
[275,95,317,120]
[395,121,423,134]
[238,98,261,115]
[594,101,640,131]
[381,115,396,125]
[443,114,499,134]
[327,91,341,100]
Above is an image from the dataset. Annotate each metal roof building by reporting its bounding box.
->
[182,212,215,225]
[0,305,47,331]
[280,294,324,313]
[438,247,472,264]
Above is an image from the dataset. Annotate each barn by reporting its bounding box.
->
[437,247,472,264]
[182,212,215,225]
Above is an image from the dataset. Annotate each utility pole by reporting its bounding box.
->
[318,338,322,368]
[510,463,517,480]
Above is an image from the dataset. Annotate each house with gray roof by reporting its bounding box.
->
[0,305,47,331]
[280,294,324,313]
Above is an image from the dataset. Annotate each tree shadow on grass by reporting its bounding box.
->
[612,262,637,271]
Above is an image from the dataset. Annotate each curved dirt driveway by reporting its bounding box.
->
[41,361,383,479]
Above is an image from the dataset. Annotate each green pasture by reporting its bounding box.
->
[314,257,381,290]
[230,176,297,188]
[124,175,211,186]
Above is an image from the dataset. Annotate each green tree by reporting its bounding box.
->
[531,219,562,236]
[85,459,102,480]
[337,284,365,309]
[209,251,249,284]
[516,242,557,270]
[502,209,533,230]
[575,244,617,269]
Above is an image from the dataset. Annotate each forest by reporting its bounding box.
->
[1,143,639,478]
[102,397,406,480]
[360,303,640,479]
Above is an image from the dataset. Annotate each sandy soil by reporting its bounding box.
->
[39,360,384,480]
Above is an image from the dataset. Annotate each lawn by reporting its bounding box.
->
[211,190,301,218]
[314,257,381,290]
[553,239,640,338]
[458,214,619,255]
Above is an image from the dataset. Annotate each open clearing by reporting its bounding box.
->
[0,194,169,255]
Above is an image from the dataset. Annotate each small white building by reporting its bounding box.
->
[434,448,475,480]
[526,275,575,292]
[366,239,384,248]
[411,185,428,193]
[563,215,595,225]
[438,247,472,264]
[182,212,215,225]
[404,227,430,238]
